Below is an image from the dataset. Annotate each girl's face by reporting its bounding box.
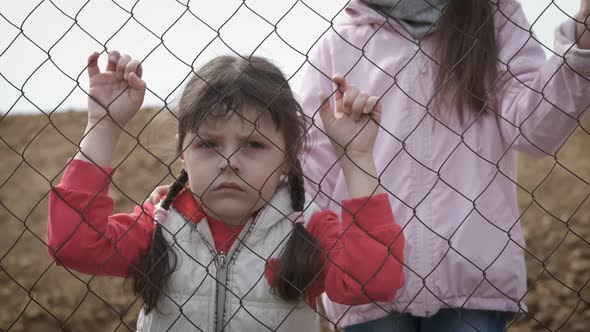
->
[181,109,288,225]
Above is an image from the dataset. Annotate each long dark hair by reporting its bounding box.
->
[131,55,320,313]
[434,0,498,120]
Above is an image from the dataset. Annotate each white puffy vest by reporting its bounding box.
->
[136,185,321,332]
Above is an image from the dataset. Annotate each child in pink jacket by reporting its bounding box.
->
[297,0,590,331]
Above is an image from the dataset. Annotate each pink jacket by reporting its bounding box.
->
[298,0,590,327]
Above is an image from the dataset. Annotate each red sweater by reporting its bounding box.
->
[47,159,405,307]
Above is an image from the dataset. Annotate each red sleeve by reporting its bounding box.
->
[307,193,405,305]
[47,159,156,277]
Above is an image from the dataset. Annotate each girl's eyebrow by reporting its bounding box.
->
[194,126,225,139]
[237,130,267,141]
[193,130,220,139]
[195,128,270,141]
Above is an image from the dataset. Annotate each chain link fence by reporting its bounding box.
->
[1,0,590,331]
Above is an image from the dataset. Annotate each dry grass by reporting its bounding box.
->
[1,110,589,331]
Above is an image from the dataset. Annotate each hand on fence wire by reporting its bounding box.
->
[86,50,146,127]
[318,75,382,160]
[75,51,146,167]
[318,75,384,198]
[146,185,169,205]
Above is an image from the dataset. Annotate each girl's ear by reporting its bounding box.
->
[278,162,289,182]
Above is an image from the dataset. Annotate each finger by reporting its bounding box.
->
[366,96,382,124]
[136,61,143,78]
[332,74,347,101]
[149,185,169,204]
[146,195,158,205]
[318,91,336,127]
[116,54,132,80]
[351,92,368,121]
[157,186,169,196]
[106,50,120,72]
[128,72,147,92]
[363,96,379,115]
[124,59,141,80]
[373,100,383,124]
[87,51,100,78]
[152,194,162,204]
[342,85,359,115]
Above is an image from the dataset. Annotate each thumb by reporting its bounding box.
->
[318,92,335,127]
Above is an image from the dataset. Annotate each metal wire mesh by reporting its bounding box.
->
[1,0,590,331]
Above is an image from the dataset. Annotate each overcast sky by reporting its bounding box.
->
[0,0,583,115]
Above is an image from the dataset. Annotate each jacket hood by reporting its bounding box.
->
[343,1,392,24]
[339,0,410,36]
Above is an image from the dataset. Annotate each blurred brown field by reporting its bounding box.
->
[1,109,589,331]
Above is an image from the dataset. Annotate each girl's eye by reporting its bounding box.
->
[246,141,264,149]
[198,141,217,149]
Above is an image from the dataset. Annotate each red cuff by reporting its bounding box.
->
[340,193,394,229]
[60,159,114,194]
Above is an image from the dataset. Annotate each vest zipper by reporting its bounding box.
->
[211,220,255,332]
[192,211,264,330]
[215,251,228,332]
[193,225,230,332]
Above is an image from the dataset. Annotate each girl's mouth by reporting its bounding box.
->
[216,182,245,191]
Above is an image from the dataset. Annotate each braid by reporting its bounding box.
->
[272,158,321,302]
[288,159,305,211]
[132,169,188,314]
[161,169,188,210]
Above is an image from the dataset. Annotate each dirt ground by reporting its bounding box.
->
[1,109,589,331]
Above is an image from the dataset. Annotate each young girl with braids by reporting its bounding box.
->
[46,51,405,332]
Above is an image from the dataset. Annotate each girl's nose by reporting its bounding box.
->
[218,149,240,173]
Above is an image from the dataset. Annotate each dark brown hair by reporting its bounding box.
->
[132,55,320,313]
[434,0,498,120]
